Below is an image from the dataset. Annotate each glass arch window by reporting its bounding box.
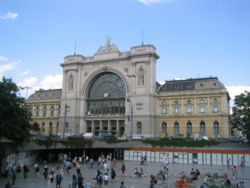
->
[186,100,192,113]
[213,121,219,136]
[213,98,219,112]
[137,121,142,134]
[200,121,206,136]
[162,122,167,133]
[187,121,192,135]
[87,72,126,115]
[174,121,179,136]
[174,100,180,113]
[199,99,206,113]
[162,101,167,114]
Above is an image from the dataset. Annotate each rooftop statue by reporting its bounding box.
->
[96,37,119,54]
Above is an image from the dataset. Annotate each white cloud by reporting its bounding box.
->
[18,77,38,87]
[20,71,30,76]
[0,56,8,61]
[137,0,173,5]
[40,74,62,89]
[226,86,250,103]
[0,61,19,74]
[0,12,19,20]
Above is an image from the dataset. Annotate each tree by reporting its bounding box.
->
[231,91,250,140]
[0,77,32,145]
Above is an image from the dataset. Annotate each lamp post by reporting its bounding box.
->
[126,74,136,138]
[63,103,70,138]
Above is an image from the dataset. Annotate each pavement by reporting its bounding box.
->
[0,160,250,188]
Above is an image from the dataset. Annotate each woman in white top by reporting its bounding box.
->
[103,173,109,188]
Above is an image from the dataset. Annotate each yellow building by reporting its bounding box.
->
[157,77,230,138]
[26,89,61,135]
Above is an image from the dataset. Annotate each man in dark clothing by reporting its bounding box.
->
[23,165,29,178]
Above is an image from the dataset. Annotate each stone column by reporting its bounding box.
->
[91,121,94,134]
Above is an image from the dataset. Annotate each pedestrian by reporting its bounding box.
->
[76,162,81,176]
[4,181,11,188]
[56,173,63,188]
[44,164,48,179]
[120,181,125,188]
[34,163,40,180]
[72,174,78,188]
[47,172,53,188]
[23,164,29,178]
[227,158,231,169]
[78,173,84,188]
[144,155,148,166]
[103,173,109,188]
[121,162,126,175]
[111,168,116,180]
[11,169,17,185]
[112,157,116,168]
[16,164,21,177]
[231,165,238,179]
[90,158,94,168]
[240,157,245,168]
[86,180,91,188]
[140,156,144,166]
[150,175,157,188]
[97,173,103,188]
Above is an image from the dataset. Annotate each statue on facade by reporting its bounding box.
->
[138,65,145,86]
[68,74,73,91]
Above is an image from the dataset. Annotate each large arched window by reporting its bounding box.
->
[87,72,126,115]
[162,122,167,133]
[174,121,179,136]
[174,100,180,113]
[186,121,192,135]
[186,100,192,113]
[200,121,206,136]
[213,98,219,112]
[162,101,167,114]
[137,121,142,134]
[213,121,219,136]
[199,99,206,113]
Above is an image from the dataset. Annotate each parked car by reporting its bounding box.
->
[101,133,112,137]
[131,135,144,141]
[117,135,127,141]
[228,136,248,143]
[83,133,94,139]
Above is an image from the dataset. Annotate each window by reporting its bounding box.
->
[42,122,45,133]
[213,98,219,112]
[36,106,40,117]
[199,99,206,113]
[162,101,167,114]
[186,121,192,135]
[186,100,192,113]
[213,121,219,136]
[174,121,179,136]
[50,105,54,117]
[162,122,167,133]
[200,121,206,136]
[174,100,180,113]
[43,106,47,117]
[49,122,53,135]
[137,121,142,134]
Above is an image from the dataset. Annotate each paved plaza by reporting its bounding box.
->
[1,160,250,188]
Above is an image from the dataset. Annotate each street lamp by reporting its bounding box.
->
[63,103,70,138]
[126,74,136,138]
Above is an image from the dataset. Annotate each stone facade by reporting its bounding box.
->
[27,40,230,138]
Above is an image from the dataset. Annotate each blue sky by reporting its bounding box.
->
[0,0,250,101]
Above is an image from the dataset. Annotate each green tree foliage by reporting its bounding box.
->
[231,91,250,140]
[0,77,32,145]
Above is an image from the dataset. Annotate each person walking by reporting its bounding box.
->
[11,169,17,185]
[111,168,116,181]
[227,158,231,169]
[103,173,109,188]
[78,173,84,188]
[97,173,103,188]
[23,164,29,178]
[90,158,94,168]
[56,173,63,188]
[72,174,78,188]
[120,181,125,188]
[121,162,126,175]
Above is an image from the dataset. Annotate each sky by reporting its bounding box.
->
[0,0,250,104]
